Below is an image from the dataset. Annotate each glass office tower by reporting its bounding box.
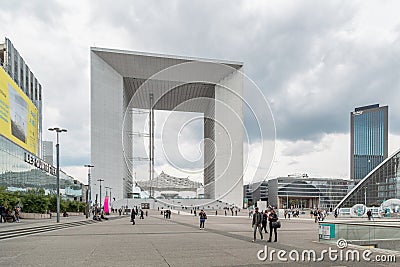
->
[350,104,388,183]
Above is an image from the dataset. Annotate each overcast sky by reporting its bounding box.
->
[1,0,400,185]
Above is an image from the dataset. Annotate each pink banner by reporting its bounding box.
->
[104,196,109,214]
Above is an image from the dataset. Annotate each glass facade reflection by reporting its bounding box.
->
[0,136,82,200]
[337,149,400,208]
[246,176,351,210]
[351,104,388,182]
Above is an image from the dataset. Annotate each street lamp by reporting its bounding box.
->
[97,179,104,209]
[364,186,368,206]
[84,164,94,218]
[48,127,67,223]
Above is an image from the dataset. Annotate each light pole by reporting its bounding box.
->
[84,164,94,218]
[364,186,368,206]
[97,179,104,209]
[48,127,67,223]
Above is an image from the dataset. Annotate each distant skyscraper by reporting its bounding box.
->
[350,104,388,182]
[42,141,53,165]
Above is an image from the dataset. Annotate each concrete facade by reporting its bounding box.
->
[91,48,244,207]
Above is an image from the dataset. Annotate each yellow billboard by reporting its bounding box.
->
[0,67,38,155]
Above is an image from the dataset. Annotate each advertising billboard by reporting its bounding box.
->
[0,67,38,155]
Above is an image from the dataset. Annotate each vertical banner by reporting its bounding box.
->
[104,196,109,214]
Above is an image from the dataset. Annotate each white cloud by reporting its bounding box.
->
[1,0,400,186]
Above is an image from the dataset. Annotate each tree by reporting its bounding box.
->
[21,189,50,213]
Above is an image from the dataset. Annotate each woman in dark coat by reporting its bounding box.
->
[131,209,136,225]
[267,209,278,242]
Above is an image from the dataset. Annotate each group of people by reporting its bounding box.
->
[283,209,300,219]
[251,207,279,242]
[311,209,327,223]
[130,207,148,225]
[162,209,171,219]
[0,204,20,223]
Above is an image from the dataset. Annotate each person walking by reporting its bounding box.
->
[367,209,373,221]
[251,207,263,242]
[199,210,207,230]
[0,204,6,223]
[140,209,144,219]
[313,209,318,223]
[267,209,278,242]
[131,209,136,225]
[261,210,268,234]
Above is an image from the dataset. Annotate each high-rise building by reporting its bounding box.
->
[0,37,80,199]
[350,104,388,182]
[0,37,42,156]
[42,140,53,165]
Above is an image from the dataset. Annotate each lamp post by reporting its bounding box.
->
[97,179,104,209]
[84,164,94,218]
[48,127,67,223]
[364,186,368,206]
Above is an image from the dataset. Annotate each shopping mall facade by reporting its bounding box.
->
[0,37,83,200]
[245,175,352,210]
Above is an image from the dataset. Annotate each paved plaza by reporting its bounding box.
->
[1,212,398,266]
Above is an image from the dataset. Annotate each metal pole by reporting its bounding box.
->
[84,165,94,219]
[364,187,367,206]
[286,194,288,209]
[98,179,104,209]
[56,138,60,223]
[48,127,67,223]
[149,93,154,198]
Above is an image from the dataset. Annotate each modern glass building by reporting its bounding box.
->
[336,148,400,209]
[246,176,351,210]
[0,125,82,200]
[0,38,42,156]
[0,37,82,200]
[351,104,388,183]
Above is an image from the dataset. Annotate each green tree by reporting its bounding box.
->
[20,189,50,213]
[0,187,20,210]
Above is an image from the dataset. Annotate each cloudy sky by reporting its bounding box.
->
[1,0,400,185]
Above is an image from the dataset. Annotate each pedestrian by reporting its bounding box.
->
[225,209,227,216]
[235,210,237,216]
[251,207,263,242]
[367,209,372,221]
[145,210,148,217]
[131,209,136,225]
[0,204,6,223]
[199,209,207,229]
[313,209,318,223]
[261,210,268,234]
[267,209,278,242]
[284,210,287,219]
[287,209,291,220]
[140,209,144,219]
[194,210,197,216]
[14,207,20,222]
